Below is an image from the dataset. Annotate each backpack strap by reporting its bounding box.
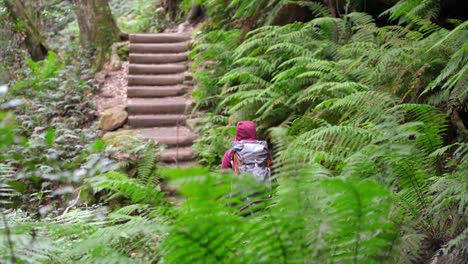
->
[229,149,240,176]
[233,153,240,176]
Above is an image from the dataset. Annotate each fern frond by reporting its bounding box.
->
[266,42,316,58]
[233,57,275,76]
[324,91,397,125]
[431,172,468,219]
[396,104,447,154]
[318,178,396,263]
[0,163,19,205]
[290,0,330,17]
[286,125,375,168]
[424,42,468,102]
[345,12,375,27]
[338,42,379,58]
[219,70,271,88]
[288,116,330,136]
[136,142,156,185]
[293,81,369,106]
[63,211,167,263]
[383,0,441,21]
[88,171,164,206]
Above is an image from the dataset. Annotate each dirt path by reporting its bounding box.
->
[95,62,128,116]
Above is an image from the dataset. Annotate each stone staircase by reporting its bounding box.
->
[126,33,197,166]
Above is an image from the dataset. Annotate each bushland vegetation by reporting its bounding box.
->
[0,0,467,263]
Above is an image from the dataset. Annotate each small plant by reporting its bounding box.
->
[11,51,63,95]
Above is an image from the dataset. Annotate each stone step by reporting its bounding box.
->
[129,53,188,64]
[127,97,193,115]
[130,33,190,44]
[128,114,187,127]
[128,74,184,86]
[136,127,197,147]
[127,85,188,98]
[158,146,194,163]
[128,64,187,75]
[129,42,189,53]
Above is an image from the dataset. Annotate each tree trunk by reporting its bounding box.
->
[325,0,337,17]
[161,0,179,21]
[187,4,203,24]
[73,0,123,69]
[5,0,49,61]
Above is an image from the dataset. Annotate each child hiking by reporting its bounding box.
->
[221,121,271,182]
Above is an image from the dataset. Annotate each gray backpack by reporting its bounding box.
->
[230,140,271,182]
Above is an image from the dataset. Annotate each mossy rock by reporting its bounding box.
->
[117,44,129,61]
[102,130,138,148]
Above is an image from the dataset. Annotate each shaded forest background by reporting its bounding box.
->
[0,0,467,263]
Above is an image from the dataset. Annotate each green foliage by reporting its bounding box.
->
[163,169,397,263]
[194,0,331,28]
[423,21,468,106]
[0,51,112,215]
[13,58,95,130]
[189,29,242,166]
[88,171,164,207]
[103,131,164,188]
[60,207,168,263]
[383,0,442,22]
[189,4,468,263]
[19,0,75,44]
[110,0,164,33]
[1,204,169,263]
[193,115,235,167]
[1,0,467,263]
[0,2,25,83]
[0,112,17,150]
[190,29,241,111]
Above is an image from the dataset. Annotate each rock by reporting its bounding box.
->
[109,42,128,71]
[102,130,137,144]
[109,59,122,71]
[183,72,192,81]
[95,72,107,85]
[155,7,164,15]
[177,21,192,33]
[99,106,128,131]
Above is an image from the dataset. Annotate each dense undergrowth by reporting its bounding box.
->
[1,0,467,263]
[186,0,468,263]
[0,1,169,262]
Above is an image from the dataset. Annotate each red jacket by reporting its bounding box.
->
[221,121,257,169]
